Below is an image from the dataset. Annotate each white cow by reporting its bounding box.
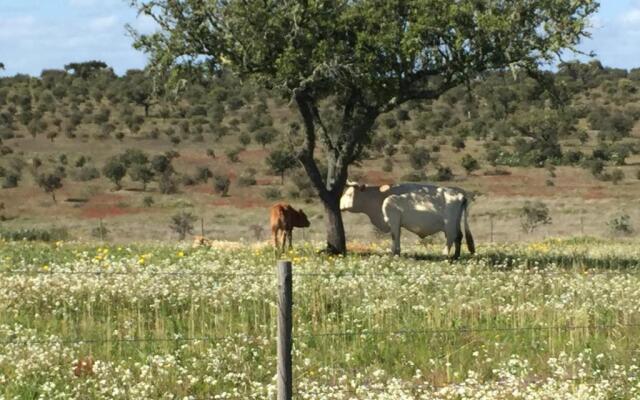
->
[340,182,475,258]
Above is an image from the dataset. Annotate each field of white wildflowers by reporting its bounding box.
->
[1,237,640,399]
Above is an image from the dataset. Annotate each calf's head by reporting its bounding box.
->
[294,209,311,228]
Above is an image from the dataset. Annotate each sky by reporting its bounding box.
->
[1,0,640,77]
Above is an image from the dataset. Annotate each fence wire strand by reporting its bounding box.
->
[0,333,265,346]
[302,323,640,339]
[0,270,275,277]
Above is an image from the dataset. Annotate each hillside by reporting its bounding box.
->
[1,60,640,244]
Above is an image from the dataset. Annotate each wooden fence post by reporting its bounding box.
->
[277,260,293,400]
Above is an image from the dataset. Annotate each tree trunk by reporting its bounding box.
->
[323,193,346,255]
[51,192,56,202]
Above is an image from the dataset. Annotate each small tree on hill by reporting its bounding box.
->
[254,128,276,148]
[102,156,127,190]
[607,214,633,236]
[213,174,230,196]
[408,147,430,171]
[519,201,552,233]
[129,163,154,191]
[36,172,63,202]
[151,154,173,175]
[266,148,298,184]
[461,154,480,175]
[169,211,197,240]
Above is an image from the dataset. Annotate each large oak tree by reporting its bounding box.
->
[129,0,597,254]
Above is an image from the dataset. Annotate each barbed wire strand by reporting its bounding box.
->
[302,323,640,338]
[0,270,275,277]
[0,333,267,346]
[3,322,637,347]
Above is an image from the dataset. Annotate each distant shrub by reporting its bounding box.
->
[382,115,397,129]
[519,201,552,233]
[193,166,212,184]
[2,172,20,188]
[188,104,208,117]
[91,223,109,240]
[401,171,426,182]
[408,146,430,170]
[248,224,265,241]
[238,132,251,146]
[225,147,242,163]
[432,165,454,182]
[451,136,466,151]
[483,168,511,176]
[142,196,154,207]
[70,166,100,182]
[608,214,634,236]
[266,148,298,184]
[562,150,584,165]
[0,227,69,242]
[169,211,197,240]
[213,174,230,196]
[102,157,127,190]
[461,154,480,175]
[263,187,282,200]
[35,172,63,201]
[237,168,257,187]
[382,157,393,172]
[583,159,605,178]
[254,128,276,148]
[158,173,179,194]
[610,168,625,184]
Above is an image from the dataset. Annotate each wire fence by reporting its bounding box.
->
[3,322,637,347]
[1,264,639,398]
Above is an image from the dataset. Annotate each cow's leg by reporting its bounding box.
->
[453,229,463,259]
[445,222,463,260]
[390,222,401,255]
[383,202,402,256]
[287,229,293,250]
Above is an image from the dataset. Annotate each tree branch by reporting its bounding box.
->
[294,90,330,200]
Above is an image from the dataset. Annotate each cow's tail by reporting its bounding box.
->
[461,197,475,254]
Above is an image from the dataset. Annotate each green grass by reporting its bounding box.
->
[2,240,640,398]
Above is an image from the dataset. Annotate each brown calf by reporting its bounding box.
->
[270,203,310,253]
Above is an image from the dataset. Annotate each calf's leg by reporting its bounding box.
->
[272,228,280,253]
[280,230,288,254]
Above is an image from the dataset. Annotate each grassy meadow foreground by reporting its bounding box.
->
[1,238,640,399]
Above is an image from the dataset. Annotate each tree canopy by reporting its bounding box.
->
[130,0,598,254]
